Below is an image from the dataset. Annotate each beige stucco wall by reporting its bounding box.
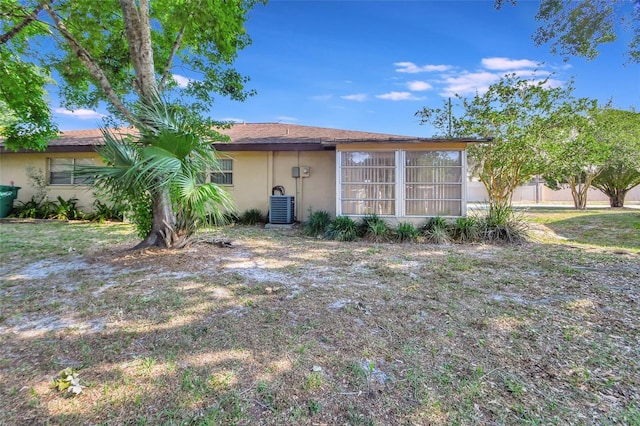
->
[468,181,640,204]
[224,150,336,222]
[0,151,101,211]
[0,149,337,220]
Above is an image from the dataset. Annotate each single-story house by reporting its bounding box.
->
[0,123,485,222]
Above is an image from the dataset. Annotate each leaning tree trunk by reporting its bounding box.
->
[133,186,179,249]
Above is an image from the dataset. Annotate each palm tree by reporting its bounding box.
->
[78,97,235,249]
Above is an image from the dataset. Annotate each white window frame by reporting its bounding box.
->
[210,157,233,186]
[336,149,467,218]
[48,158,94,186]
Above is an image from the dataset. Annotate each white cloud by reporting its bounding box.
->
[173,74,192,88]
[394,62,451,73]
[376,91,424,101]
[439,71,501,97]
[276,116,298,122]
[341,93,368,102]
[407,81,433,91]
[481,57,538,70]
[54,108,105,119]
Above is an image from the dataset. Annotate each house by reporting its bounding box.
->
[0,123,485,222]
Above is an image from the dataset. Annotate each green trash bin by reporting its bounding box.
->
[0,185,20,218]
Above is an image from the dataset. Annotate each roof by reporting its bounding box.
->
[0,123,486,153]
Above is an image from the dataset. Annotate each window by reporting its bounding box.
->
[405,151,462,216]
[48,158,94,185]
[337,149,465,217]
[340,152,395,215]
[210,158,233,185]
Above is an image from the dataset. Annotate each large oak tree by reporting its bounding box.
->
[2,0,263,248]
[495,0,640,64]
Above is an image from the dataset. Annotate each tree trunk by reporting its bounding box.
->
[569,174,597,210]
[608,189,627,208]
[132,186,178,249]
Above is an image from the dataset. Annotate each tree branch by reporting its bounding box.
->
[119,0,157,101]
[159,25,186,91]
[43,3,135,123]
[0,1,48,45]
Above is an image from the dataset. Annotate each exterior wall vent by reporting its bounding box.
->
[269,195,295,224]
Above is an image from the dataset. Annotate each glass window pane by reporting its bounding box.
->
[217,158,233,171]
[211,172,233,185]
[72,158,94,185]
[49,158,73,184]
[406,151,461,167]
[340,151,396,216]
[406,200,462,216]
[406,167,461,183]
[342,200,395,215]
[405,184,462,200]
[342,151,395,167]
[211,158,233,185]
[404,151,463,216]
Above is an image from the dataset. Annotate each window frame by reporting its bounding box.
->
[209,157,233,186]
[48,157,94,186]
[336,149,467,218]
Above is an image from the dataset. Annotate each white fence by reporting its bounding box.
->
[468,181,640,205]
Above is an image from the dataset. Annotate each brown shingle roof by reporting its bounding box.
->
[1,123,485,153]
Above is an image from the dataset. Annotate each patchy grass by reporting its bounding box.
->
[0,209,639,425]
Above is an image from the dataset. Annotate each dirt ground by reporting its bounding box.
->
[1,221,639,425]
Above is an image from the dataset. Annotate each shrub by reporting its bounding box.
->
[358,214,390,242]
[303,209,332,237]
[52,196,85,220]
[450,216,479,243]
[479,204,528,243]
[325,216,358,241]
[238,208,265,225]
[87,200,124,223]
[422,216,452,245]
[395,222,419,242]
[13,197,43,219]
[13,196,84,220]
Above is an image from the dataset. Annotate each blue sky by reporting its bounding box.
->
[52,0,639,137]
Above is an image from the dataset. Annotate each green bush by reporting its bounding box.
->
[87,200,124,223]
[303,210,332,237]
[395,222,419,242]
[52,196,85,220]
[238,208,265,225]
[479,204,528,243]
[13,197,43,219]
[13,196,85,220]
[422,216,452,245]
[450,216,479,243]
[358,214,390,242]
[325,216,358,241]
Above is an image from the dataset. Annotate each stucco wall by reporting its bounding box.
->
[0,152,101,211]
[468,181,640,204]
[225,150,336,221]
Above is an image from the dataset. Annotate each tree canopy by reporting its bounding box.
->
[416,73,586,209]
[541,102,608,209]
[1,1,58,150]
[2,0,264,248]
[592,109,640,207]
[495,0,640,63]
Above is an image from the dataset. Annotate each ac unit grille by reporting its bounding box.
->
[269,195,295,224]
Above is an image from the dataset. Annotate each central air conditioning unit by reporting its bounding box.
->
[269,195,295,224]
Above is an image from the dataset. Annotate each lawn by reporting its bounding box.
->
[0,208,639,425]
